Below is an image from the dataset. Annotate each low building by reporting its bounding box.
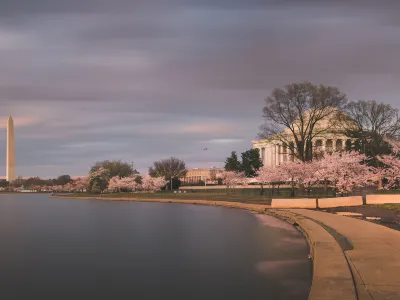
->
[182,167,224,185]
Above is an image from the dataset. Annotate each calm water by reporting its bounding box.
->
[0,194,311,299]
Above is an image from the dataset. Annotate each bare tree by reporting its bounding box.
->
[259,82,347,162]
[344,100,400,138]
[149,157,187,190]
[341,100,400,159]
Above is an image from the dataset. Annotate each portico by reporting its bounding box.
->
[253,136,353,168]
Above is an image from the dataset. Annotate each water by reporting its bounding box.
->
[0,194,311,299]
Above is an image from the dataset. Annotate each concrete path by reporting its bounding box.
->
[284,209,400,300]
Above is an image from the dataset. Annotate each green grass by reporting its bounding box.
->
[374,190,400,195]
[367,204,400,211]
[62,188,337,204]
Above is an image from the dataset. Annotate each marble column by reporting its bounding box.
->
[276,145,281,166]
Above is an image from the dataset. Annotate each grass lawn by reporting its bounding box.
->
[62,188,337,204]
[65,192,273,204]
[367,204,400,211]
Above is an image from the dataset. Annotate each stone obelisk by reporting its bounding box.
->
[6,115,16,181]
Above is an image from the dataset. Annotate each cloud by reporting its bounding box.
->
[181,123,235,134]
[0,116,41,128]
[0,0,399,177]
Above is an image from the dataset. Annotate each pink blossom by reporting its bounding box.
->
[217,171,246,189]
[316,151,374,193]
[141,176,167,192]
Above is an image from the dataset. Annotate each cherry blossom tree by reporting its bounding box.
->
[316,151,374,195]
[72,176,89,192]
[278,161,320,197]
[108,176,122,192]
[141,176,167,192]
[377,137,400,189]
[88,167,110,193]
[255,167,287,196]
[217,171,246,194]
[120,175,141,192]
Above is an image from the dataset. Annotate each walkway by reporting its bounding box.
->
[283,209,400,300]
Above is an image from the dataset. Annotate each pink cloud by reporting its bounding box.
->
[0,115,41,128]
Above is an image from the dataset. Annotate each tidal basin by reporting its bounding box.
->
[0,194,311,299]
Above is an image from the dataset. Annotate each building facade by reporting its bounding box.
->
[182,167,224,185]
[253,113,353,168]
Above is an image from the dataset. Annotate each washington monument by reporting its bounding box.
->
[6,115,15,181]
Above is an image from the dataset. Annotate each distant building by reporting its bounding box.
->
[182,167,224,185]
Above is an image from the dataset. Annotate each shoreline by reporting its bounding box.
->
[50,195,270,212]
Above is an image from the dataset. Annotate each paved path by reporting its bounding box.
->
[284,209,400,300]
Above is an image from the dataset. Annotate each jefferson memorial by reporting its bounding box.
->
[252,113,353,168]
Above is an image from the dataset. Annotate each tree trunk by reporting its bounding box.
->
[299,183,305,197]
[290,178,295,197]
[378,177,383,190]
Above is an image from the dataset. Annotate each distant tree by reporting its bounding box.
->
[341,100,400,164]
[255,166,286,196]
[240,148,263,177]
[217,171,246,194]
[10,176,24,188]
[259,82,347,162]
[148,157,187,190]
[56,175,72,185]
[377,138,400,190]
[0,180,8,188]
[88,167,110,193]
[90,160,135,178]
[171,178,181,190]
[91,181,102,194]
[224,149,262,177]
[224,151,241,172]
[71,177,89,192]
[141,176,167,192]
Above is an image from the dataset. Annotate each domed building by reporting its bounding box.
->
[252,109,355,168]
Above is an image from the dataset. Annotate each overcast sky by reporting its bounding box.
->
[1,0,400,177]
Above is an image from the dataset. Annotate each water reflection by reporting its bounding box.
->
[0,194,311,299]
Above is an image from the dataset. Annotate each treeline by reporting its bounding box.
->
[1,175,73,189]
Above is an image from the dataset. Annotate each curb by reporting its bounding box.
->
[268,210,358,300]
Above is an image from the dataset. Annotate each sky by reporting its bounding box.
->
[1,0,400,178]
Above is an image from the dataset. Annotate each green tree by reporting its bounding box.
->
[91,181,102,194]
[56,175,72,185]
[148,157,187,190]
[224,151,241,171]
[0,180,9,188]
[240,148,263,177]
[88,167,110,193]
[90,160,135,178]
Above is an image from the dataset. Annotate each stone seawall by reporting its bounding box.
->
[366,194,400,204]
